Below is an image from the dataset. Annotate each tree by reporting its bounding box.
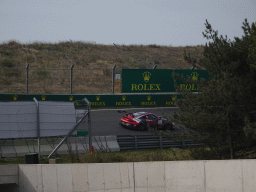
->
[243,21,256,141]
[149,19,256,159]
[246,22,256,65]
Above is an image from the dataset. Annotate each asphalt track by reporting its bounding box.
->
[0,107,181,158]
[88,107,181,136]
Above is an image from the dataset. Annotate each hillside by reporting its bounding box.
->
[0,40,204,94]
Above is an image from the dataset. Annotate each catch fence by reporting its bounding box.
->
[1,65,208,94]
[0,99,92,159]
[0,64,118,94]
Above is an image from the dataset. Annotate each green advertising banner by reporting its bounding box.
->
[0,94,181,108]
[122,69,209,93]
[173,69,210,91]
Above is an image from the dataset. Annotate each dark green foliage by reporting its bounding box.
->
[189,146,231,160]
[110,154,125,162]
[170,19,256,159]
[0,57,15,68]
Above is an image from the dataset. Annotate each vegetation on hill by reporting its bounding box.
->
[0,40,204,94]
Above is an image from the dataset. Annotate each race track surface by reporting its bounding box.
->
[88,107,181,136]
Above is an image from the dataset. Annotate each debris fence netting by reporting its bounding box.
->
[0,100,91,158]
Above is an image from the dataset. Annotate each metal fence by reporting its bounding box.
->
[0,99,91,159]
[0,64,117,94]
[116,135,203,150]
[0,64,164,95]
[0,100,78,139]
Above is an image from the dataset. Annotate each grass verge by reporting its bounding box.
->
[0,147,190,165]
[1,145,255,165]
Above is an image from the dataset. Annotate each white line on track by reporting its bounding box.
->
[91,107,178,112]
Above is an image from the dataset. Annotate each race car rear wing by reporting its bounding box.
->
[117,110,133,117]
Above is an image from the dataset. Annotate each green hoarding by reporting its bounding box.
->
[122,69,175,93]
[0,94,181,108]
[122,69,209,93]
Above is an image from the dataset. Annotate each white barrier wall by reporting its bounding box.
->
[0,165,18,185]
[1,159,256,192]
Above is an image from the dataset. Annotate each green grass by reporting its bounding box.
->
[0,147,191,165]
[1,145,255,165]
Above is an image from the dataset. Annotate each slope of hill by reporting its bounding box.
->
[0,40,204,94]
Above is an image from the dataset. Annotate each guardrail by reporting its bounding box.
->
[116,135,203,150]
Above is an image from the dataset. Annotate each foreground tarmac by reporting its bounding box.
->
[0,136,120,158]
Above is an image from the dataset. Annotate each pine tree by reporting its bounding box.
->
[243,21,256,141]
[149,19,256,159]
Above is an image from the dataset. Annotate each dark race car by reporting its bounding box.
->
[119,111,175,131]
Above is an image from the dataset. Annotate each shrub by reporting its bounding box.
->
[0,57,15,68]
[110,154,125,162]
[148,44,160,48]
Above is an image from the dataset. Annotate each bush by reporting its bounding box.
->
[110,154,125,162]
[189,145,231,160]
[148,44,160,48]
[0,57,15,68]
[0,40,22,51]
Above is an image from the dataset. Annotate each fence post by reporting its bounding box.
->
[33,97,40,159]
[182,140,185,148]
[26,64,29,94]
[135,136,137,150]
[70,64,74,94]
[83,97,92,151]
[48,111,89,158]
[159,136,162,149]
[112,65,116,94]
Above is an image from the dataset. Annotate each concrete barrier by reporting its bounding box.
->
[18,163,134,192]
[204,159,256,192]
[1,159,256,191]
[0,165,18,185]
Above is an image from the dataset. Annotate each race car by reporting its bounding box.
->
[119,111,175,131]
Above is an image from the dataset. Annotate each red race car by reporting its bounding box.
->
[119,111,175,131]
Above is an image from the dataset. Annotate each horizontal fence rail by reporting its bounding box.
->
[116,135,203,150]
[0,65,114,94]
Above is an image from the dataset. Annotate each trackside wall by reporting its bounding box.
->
[9,159,255,192]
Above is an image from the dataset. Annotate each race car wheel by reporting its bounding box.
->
[138,124,145,131]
